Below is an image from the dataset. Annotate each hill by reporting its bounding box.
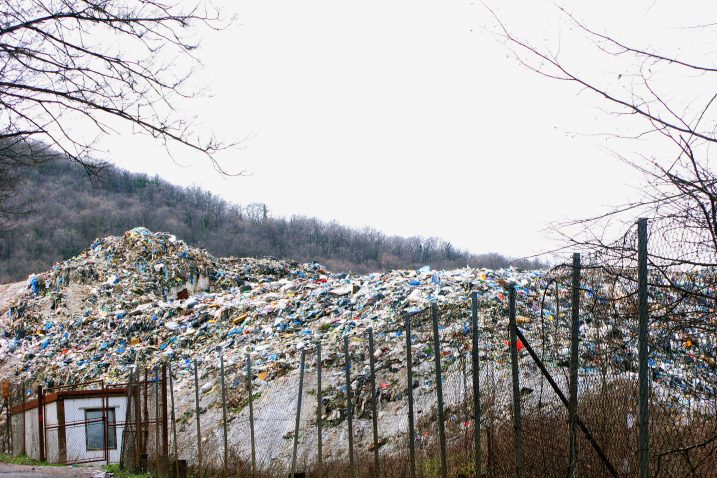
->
[0,158,543,283]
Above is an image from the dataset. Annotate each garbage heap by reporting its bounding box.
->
[0,227,544,389]
[0,227,714,465]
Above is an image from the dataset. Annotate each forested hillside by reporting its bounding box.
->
[0,159,543,282]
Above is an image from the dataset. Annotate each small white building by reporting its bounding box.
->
[11,387,127,464]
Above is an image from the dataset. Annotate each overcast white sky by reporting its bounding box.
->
[98,0,707,259]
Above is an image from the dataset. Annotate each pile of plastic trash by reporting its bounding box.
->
[0,227,714,410]
[1,228,533,385]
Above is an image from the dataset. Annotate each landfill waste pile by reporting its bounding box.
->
[0,227,714,468]
[0,227,534,386]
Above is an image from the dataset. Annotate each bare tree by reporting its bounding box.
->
[491,7,717,470]
[488,5,717,268]
[0,0,233,214]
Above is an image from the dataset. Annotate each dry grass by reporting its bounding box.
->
[127,378,717,477]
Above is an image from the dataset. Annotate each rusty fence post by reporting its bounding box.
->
[134,372,142,468]
[21,381,26,456]
[104,378,110,466]
[37,385,45,462]
[3,382,10,455]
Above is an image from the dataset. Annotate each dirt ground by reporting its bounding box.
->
[0,462,102,477]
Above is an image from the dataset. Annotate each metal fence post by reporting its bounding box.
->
[109,378,115,467]
[405,314,417,478]
[37,385,45,462]
[487,362,495,473]
[569,253,581,477]
[316,343,323,478]
[368,328,381,477]
[143,368,150,465]
[220,355,228,478]
[344,335,355,478]
[246,354,256,478]
[637,218,649,478]
[161,364,169,476]
[508,286,525,478]
[291,349,306,478]
[134,372,143,468]
[21,381,26,456]
[154,369,160,477]
[431,303,448,478]
[471,291,482,477]
[168,364,179,478]
[4,384,10,455]
[193,359,202,478]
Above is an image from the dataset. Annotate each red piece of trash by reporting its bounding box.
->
[503,339,524,351]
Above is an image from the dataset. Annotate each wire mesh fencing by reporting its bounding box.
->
[5,217,716,477]
[121,368,170,475]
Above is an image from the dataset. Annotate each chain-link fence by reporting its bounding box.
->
[4,218,716,477]
[85,255,717,478]
[121,368,170,475]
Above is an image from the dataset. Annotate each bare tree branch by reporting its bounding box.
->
[0,0,239,216]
